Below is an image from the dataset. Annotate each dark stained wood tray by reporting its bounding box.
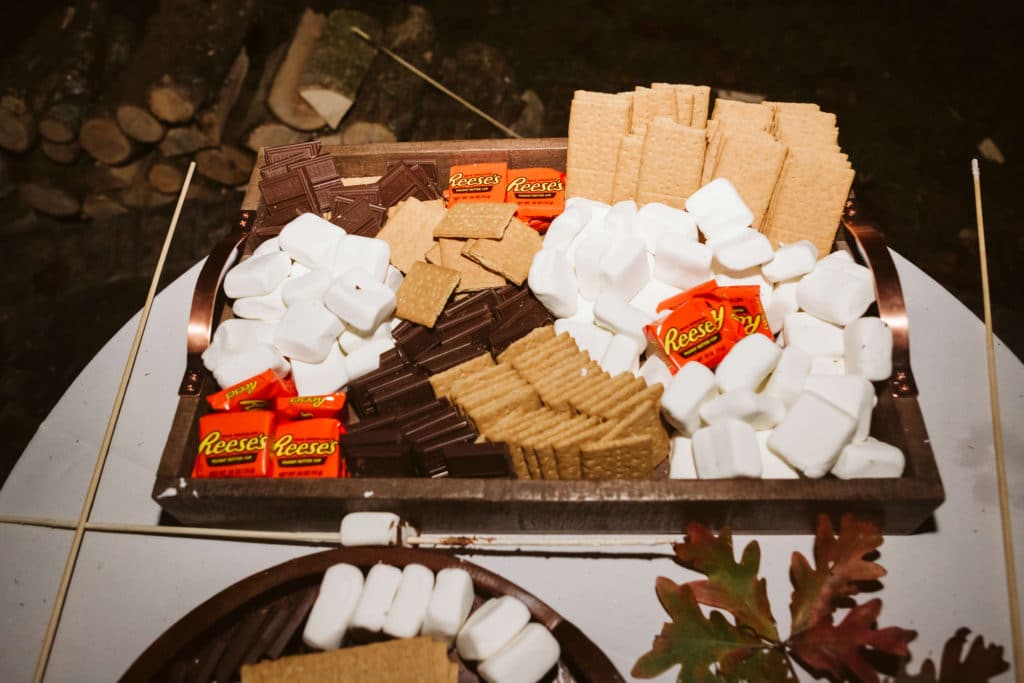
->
[120,546,623,682]
[152,138,944,534]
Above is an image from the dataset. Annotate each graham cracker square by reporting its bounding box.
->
[462,218,542,286]
[395,261,460,327]
[432,202,516,239]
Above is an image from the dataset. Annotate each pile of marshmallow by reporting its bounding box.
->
[526,178,904,480]
[202,213,404,395]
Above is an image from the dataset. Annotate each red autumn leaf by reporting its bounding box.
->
[632,578,766,681]
[720,647,798,682]
[789,598,916,683]
[790,513,887,635]
[887,627,1009,682]
[673,522,779,640]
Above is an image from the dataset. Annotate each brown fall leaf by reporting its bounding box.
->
[887,627,1009,683]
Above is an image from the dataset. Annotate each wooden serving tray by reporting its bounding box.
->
[153,138,944,534]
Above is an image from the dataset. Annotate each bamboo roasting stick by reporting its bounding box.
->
[972,158,1022,682]
[31,163,197,683]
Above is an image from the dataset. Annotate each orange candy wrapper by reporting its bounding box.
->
[206,369,296,412]
[505,167,565,229]
[444,161,507,205]
[269,418,344,478]
[192,410,275,478]
[275,393,347,421]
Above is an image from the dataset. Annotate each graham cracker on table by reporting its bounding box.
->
[635,117,706,208]
[566,90,633,202]
[376,197,447,273]
[585,373,648,419]
[701,119,724,185]
[611,133,645,203]
[395,261,460,327]
[423,241,442,264]
[432,202,516,239]
[552,419,614,479]
[773,109,840,149]
[529,416,597,479]
[496,324,556,364]
[712,131,788,230]
[428,352,495,398]
[710,98,774,135]
[506,332,577,371]
[631,85,677,133]
[438,238,506,291]
[448,364,520,401]
[466,384,542,433]
[600,395,670,469]
[565,370,621,416]
[462,217,543,286]
[580,434,653,480]
[544,362,604,411]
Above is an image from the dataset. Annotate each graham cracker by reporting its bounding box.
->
[773,109,839,149]
[711,99,774,135]
[711,131,788,230]
[429,352,496,398]
[496,324,556,364]
[690,85,711,129]
[543,361,604,411]
[604,383,664,420]
[580,434,653,480]
[701,119,724,185]
[438,238,506,291]
[424,241,442,265]
[449,365,521,401]
[552,420,614,479]
[505,410,565,479]
[507,333,578,371]
[432,202,516,239]
[562,370,613,414]
[533,359,598,407]
[461,217,542,286]
[566,90,633,201]
[635,117,706,208]
[459,375,531,411]
[395,261,461,327]
[599,395,669,468]
[611,134,645,203]
[580,373,646,418]
[468,385,542,432]
[376,198,447,273]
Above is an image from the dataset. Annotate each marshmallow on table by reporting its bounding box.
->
[528,248,578,318]
[544,202,591,250]
[669,434,697,479]
[756,430,800,479]
[350,563,403,633]
[302,563,364,650]
[212,343,289,389]
[598,235,650,301]
[712,228,774,272]
[844,317,893,380]
[478,622,561,683]
[629,280,683,318]
[769,391,857,477]
[762,345,812,407]
[818,249,854,266]
[692,419,762,479]
[593,293,654,343]
[653,236,713,290]
[324,267,397,333]
[765,281,798,335]
[203,318,277,372]
[572,232,612,300]
[345,337,396,382]
[332,234,391,282]
[832,437,905,479]
[804,374,874,442]
[291,344,349,396]
[810,355,846,375]
[382,564,435,639]
[383,264,404,292]
[783,312,845,357]
[456,596,531,661]
[282,268,332,307]
[603,199,638,240]
[273,300,344,363]
[290,260,312,278]
[715,333,781,393]
[661,361,717,435]
[566,297,595,326]
[684,178,753,241]
[638,354,673,387]
[762,240,818,282]
[422,568,475,645]
[634,202,698,252]
[797,261,876,325]
[251,236,281,257]
[598,333,644,375]
[279,212,345,269]
[339,320,393,354]
[224,251,292,299]
[232,286,287,321]
[553,319,613,361]
[340,512,411,546]
[699,388,785,430]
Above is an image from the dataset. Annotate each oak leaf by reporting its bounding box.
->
[888,627,1009,682]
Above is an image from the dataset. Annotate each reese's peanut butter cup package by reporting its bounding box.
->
[714,285,773,339]
[268,418,343,478]
[192,410,274,478]
[274,392,347,421]
[206,369,297,412]
[505,167,565,229]
[444,161,507,205]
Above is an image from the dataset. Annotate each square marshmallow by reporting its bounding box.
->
[756,430,800,479]
[629,280,684,318]
[783,312,844,357]
[804,373,874,442]
[603,199,638,240]
[279,212,345,269]
[810,355,846,375]
[273,300,344,364]
[661,361,717,435]
[598,333,643,376]
[324,267,397,333]
[638,355,673,388]
[712,228,774,272]
[422,568,475,645]
[635,202,698,252]
[339,320,393,354]
[797,262,876,325]
[291,344,350,396]
[350,564,403,633]
[762,240,818,282]
[692,419,762,479]
[669,434,697,479]
[698,388,785,430]
[332,234,391,282]
[212,343,289,389]
[831,437,905,479]
[684,178,753,241]
[528,248,578,318]
[345,338,393,381]
[653,237,713,290]
[762,345,812,407]
[544,203,591,250]
[382,563,435,639]
[232,286,287,321]
[715,333,781,393]
[765,281,798,334]
[598,235,650,301]
[593,294,654,343]
[383,264,405,292]
[572,232,612,300]
[768,391,856,478]
[844,317,893,381]
[553,319,613,361]
[456,596,531,661]
[714,268,772,310]
[302,563,364,650]
[251,236,281,257]
[224,251,292,299]
[282,268,332,307]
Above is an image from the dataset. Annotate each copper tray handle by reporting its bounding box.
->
[178,210,255,396]
[841,199,917,399]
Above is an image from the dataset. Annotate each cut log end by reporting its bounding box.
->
[79,118,134,165]
[149,84,198,124]
[41,140,81,165]
[339,121,397,145]
[298,88,353,130]
[17,182,81,218]
[82,194,128,220]
[38,119,76,144]
[195,145,254,186]
[244,123,309,154]
[115,104,165,143]
[147,160,186,194]
[0,108,35,153]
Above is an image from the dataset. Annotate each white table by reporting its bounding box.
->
[2,254,1023,682]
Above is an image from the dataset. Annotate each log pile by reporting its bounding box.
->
[1,3,530,219]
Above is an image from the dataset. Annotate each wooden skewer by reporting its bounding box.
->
[31,163,197,683]
[349,26,522,139]
[972,158,1022,681]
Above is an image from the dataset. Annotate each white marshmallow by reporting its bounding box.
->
[332,234,391,282]
[768,391,856,477]
[422,568,475,645]
[279,212,345,268]
[810,355,846,375]
[762,346,812,407]
[635,202,698,252]
[713,229,774,272]
[478,623,561,683]
[302,563,364,650]
[340,512,404,546]
[714,269,772,310]
[598,235,650,301]
[224,251,292,299]
[553,319,613,361]
[638,355,673,388]
[684,178,753,241]
[603,199,638,240]
[699,388,785,430]
[290,260,312,278]
[593,294,654,343]
[692,419,762,478]
[383,564,435,639]
[350,563,403,633]
[766,281,799,334]
[282,268,332,307]
[572,233,612,300]
[324,267,397,333]
[273,300,344,363]
[756,430,800,479]
[669,434,697,478]
[212,343,289,389]
[715,333,781,393]
[232,286,287,321]
[339,320,392,355]
[661,361,717,435]
[203,319,278,372]
[653,237,713,290]
[574,198,610,233]
[783,312,844,356]
[383,264,405,292]
[797,262,875,325]
[832,437,905,479]
[544,203,591,250]
[818,249,854,267]
[599,333,644,376]
[804,374,874,442]
[456,596,531,661]
[291,345,349,396]
[345,340,390,381]
[844,317,893,381]
[528,248,578,318]
[630,280,684,318]
[251,236,282,257]
[762,241,818,282]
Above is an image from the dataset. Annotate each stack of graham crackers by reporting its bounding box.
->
[567,83,855,254]
[428,326,670,480]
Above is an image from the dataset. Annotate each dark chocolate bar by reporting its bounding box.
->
[443,442,513,478]
[263,140,320,165]
[287,155,338,184]
[346,444,416,477]
[415,340,489,374]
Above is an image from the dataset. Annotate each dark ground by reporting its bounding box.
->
[2,1,1021,486]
